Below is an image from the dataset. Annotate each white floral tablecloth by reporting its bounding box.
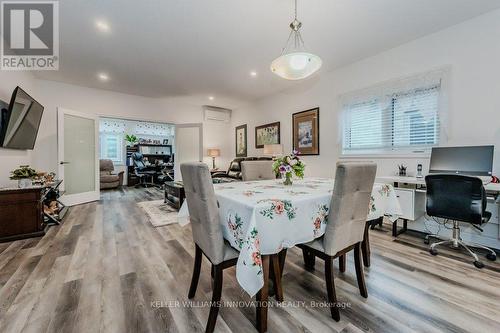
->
[178,177,401,296]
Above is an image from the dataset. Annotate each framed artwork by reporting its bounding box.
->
[292,107,319,155]
[235,124,247,157]
[255,122,280,149]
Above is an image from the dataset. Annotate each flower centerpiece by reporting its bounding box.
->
[10,165,38,188]
[272,150,305,185]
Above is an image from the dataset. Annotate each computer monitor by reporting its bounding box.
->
[429,146,494,176]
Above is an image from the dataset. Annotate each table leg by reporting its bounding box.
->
[339,255,346,273]
[269,251,286,300]
[270,254,283,302]
[256,255,270,333]
[278,248,287,278]
[302,248,316,271]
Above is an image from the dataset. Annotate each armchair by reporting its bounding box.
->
[99,159,124,190]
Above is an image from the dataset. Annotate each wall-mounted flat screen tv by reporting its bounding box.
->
[0,86,44,150]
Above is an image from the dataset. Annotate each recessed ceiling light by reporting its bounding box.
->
[98,73,109,81]
[208,96,215,101]
[250,71,258,77]
[95,20,110,33]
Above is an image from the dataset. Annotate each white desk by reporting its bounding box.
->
[377,176,500,247]
[377,176,500,194]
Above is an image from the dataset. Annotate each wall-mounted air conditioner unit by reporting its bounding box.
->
[204,106,231,123]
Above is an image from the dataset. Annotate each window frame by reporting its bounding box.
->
[341,83,442,157]
[100,132,124,165]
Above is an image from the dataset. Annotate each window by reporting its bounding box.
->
[100,133,123,164]
[342,77,443,154]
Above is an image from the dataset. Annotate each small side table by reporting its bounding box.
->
[164,182,185,210]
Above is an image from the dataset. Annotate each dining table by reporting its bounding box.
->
[178,177,402,332]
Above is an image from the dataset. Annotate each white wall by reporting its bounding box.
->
[0,69,37,187]
[0,78,232,187]
[231,9,500,178]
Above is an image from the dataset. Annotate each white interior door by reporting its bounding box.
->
[174,123,203,181]
[57,107,100,206]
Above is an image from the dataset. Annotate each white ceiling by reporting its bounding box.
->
[34,0,500,104]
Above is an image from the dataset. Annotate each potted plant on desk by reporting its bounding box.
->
[10,165,38,188]
[125,134,138,147]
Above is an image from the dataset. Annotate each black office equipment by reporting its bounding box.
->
[131,152,157,187]
[424,174,497,268]
[429,145,494,176]
[0,86,44,150]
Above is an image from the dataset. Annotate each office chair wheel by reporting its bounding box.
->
[486,253,497,261]
[429,248,438,256]
[424,238,430,245]
[473,260,484,269]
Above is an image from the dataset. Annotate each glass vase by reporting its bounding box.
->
[283,173,293,186]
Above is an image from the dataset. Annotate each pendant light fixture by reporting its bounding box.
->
[270,0,322,80]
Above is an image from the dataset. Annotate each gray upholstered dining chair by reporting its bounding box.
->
[182,162,283,333]
[241,160,275,181]
[181,162,240,332]
[297,162,377,321]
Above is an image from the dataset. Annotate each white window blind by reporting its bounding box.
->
[342,73,445,154]
[100,133,123,164]
[99,118,126,164]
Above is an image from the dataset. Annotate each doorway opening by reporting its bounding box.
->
[99,117,175,189]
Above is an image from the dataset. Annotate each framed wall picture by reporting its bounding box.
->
[255,122,280,149]
[235,124,247,157]
[293,107,319,155]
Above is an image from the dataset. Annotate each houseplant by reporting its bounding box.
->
[125,134,138,146]
[272,150,305,185]
[10,165,38,188]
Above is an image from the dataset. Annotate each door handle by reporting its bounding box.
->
[60,161,70,165]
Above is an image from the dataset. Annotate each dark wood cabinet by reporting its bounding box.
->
[0,187,45,242]
[126,146,140,186]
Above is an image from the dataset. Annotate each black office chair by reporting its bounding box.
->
[425,174,497,268]
[131,152,157,187]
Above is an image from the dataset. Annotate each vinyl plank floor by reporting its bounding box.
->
[0,187,499,333]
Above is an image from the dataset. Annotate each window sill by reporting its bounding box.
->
[340,152,431,159]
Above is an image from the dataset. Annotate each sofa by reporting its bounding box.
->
[100,159,124,189]
[212,157,273,180]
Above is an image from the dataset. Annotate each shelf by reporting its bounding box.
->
[141,153,170,156]
[137,143,171,147]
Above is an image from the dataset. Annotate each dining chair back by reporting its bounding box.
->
[180,162,225,264]
[241,160,276,181]
[296,162,377,322]
[323,162,377,256]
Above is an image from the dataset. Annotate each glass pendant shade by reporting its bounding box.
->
[270,0,322,80]
[271,52,322,80]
